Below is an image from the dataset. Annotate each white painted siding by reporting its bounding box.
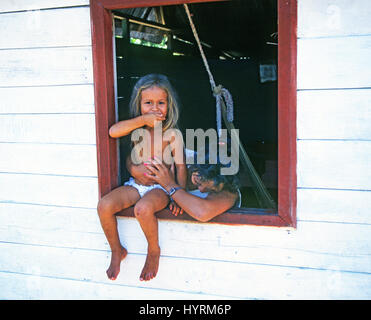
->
[0,0,89,13]
[295,0,371,298]
[0,0,370,300]
[0,2,101,298]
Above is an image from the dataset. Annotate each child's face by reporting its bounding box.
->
[140,86,168,118]
[191,172,223,193]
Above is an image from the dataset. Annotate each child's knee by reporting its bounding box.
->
[134,202,154,219]
[97,197,116,217]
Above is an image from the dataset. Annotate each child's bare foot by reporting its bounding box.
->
[140,247,160,281]
[106,247,127,280]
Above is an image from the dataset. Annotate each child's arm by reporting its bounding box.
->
[168,129,187,189]
[175,163,187,189]
[147,159,237,222]
[167,161,186,216]
[109,113,165,138]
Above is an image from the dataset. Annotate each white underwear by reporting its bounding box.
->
[125,178,241,208]
[124,177,168,198]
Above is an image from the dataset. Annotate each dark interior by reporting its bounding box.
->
[113,0,278,208]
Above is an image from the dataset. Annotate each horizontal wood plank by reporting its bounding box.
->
[0,7,91,49]
[0,173,98,208]
[0,114,96,144]
[297,140,371,190]
[0,203,101,233]
[297,188,371,224]
[0,242,370,299]
[0,85,95,114]
[0,47,93,87]
[297,36,371,89]
[0,271,227,300]
[297,89,371,140]
[1,203,370,274]
[298,0,371,38]
[0,143,97,177]
[0,0,89,13]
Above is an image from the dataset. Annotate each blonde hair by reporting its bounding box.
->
[129,74,180,131]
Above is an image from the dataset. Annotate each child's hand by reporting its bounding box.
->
[129,163,153,185]
[141,113,166,127]
[169,201,184,216]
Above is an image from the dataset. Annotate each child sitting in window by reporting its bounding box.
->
[97,74,186,281]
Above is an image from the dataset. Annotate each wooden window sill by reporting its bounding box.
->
[116,207,288,227]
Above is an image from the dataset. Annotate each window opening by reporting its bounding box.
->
[113,0,278,211]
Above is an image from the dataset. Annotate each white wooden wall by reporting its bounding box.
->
[0,0,370,300]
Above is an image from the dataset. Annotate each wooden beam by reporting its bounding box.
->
[277,0,297,227]
[98,0,227,10]
[90,0,118,197]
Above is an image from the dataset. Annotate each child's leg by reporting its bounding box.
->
[97,185,140,280]
[133,188,169,281]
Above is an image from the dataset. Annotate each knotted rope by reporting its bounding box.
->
[183,4,233,136]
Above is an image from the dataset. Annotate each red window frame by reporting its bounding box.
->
[90,0,297,227]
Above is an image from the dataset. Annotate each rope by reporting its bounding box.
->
[182,4,277,209]
[183,4,233,136]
